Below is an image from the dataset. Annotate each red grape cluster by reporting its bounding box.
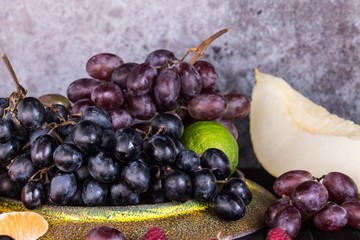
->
[66,50,250,139]
[266,170,360,238]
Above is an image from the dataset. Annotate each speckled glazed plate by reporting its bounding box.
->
[0,180,275,240]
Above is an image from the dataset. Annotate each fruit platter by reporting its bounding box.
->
[0,29,359,240]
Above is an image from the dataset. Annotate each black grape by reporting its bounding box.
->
[16,97,45,129]
[121,160,150,193]
[173,149,200,173]
[200,148,231,180]
[222,178,252,206]
[144,134,177,166]
[21,181,45,209]
[82,178,108,206]
[0,138,21,168]
[213,190,246,221]
[53,144,83,172]
[8,153,38,183]
[113,127,143,161]
[82,106,113,129]
[0,119,12,143]
[72,120,103,152]
[191,169,216,202]
[88,151,120,183]
[49,172,77,205]
[150,113,184,139]
[109,180,140,206]
[163,170,192,203]
[30,134,58,168]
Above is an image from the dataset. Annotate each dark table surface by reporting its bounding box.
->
[236,168,360,240]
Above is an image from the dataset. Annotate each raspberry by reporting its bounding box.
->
[266,228,292,240]
[142,226,167,240]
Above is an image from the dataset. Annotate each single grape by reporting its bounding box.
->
[101,128,116,151]
[113,127,143,161]
[111,62,138,89]
[264,197,291,227]
[142,178,168,204]
[72,120,103,152]
[193,60,218,90]
[8,153,38,183]
[291,180,329,213]
[70,99,94,115]
[222,178,252,206]
[144,134,177,166]
[145,49,177,67]
[53,144,83,172]
[5,113,29,141]
[86,53,124,81]
[212,190,246,221]
[124,94,157,120]
[45,104,70,123]
[0,119,12,143]
[0,235,15,240]
[322,171,358,204]
[273,170,313,197]
[88,151,120,183]
[109,180,140,205]
[67,78,101,103]
[176,62,202,100]
[16,97,45,129]
[121,160,150,193]
[49,171,77,205]
[222,93,251,120]
[153,68,181,112]
[342,200,360,229]
[108,108,133,130]
[82,106,113,129]
[173,149,200,173]
[187,93,227,120]
[273,205,302,238]
[163,170,192,203]
[313,203,348,231]
[191,169,217,202]
[82,178,108,206]
[0,138,21,168]
[85,226,127,240]
[126,63,157,96]
[150,113,184,139]
[21,181,45,209]
[0,172,22,198]
[31,134,58,168]
[91,82,124,111]
[200,148,231,180]
[215,117,238,140]
[70,183,85,206]
[74,162,90,182]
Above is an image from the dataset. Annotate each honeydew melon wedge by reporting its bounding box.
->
[250,69,360,190]
[0,180,274,239]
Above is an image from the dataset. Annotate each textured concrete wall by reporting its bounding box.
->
[1,1,360,167]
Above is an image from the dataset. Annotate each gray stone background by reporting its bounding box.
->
[1,1,360,168]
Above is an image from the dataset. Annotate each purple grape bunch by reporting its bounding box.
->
[265,170,360,238]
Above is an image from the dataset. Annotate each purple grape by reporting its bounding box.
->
[86,53,124,81]
[313,204,348,231]
[342,200,360,229]
[213,190,246,221]
[176,62,202,100]
[111,62,138,89]
[193,60,218,90]
[291,180,329,213]
[91,82,124,111]
[273,170,313,197]
[322,171,358,204]
[70,99,94,115]
[85,226,126,240]
[273,205,302,238]
[126,63,157,96]
[153,68,181,112]
[222,93,251,120]
[145,49,177,67]
[265,197,291,227]
[163,170,192,203]
[187,93,227,120]
[66,78,101,103]
[108,108,133,130]
[125,94,156,120]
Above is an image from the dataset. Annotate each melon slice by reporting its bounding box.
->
[250,69,360,189]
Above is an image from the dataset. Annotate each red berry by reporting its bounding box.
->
[266,228,292,240]
[142,226,167,240]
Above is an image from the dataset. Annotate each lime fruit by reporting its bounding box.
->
[180,121,239,175]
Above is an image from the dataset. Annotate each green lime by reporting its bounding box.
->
[180,121,239,175]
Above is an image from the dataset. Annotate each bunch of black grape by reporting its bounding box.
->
[66,49,250,139]
[0,97,251,221]
[265,170,360,238]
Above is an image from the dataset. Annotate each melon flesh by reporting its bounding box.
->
[250,69,360,189]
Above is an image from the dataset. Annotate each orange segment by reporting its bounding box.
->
[0,211,48,240]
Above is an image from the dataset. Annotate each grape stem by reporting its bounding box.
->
[178,28,230,65]
[1,53,27,97]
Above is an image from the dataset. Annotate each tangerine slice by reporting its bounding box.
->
[0,211,48,240]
